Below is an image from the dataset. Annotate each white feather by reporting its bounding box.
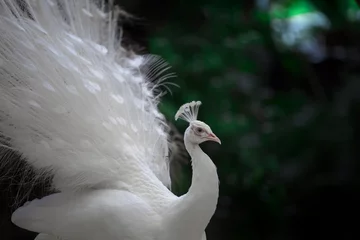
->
[12,190,162,240]
[0,0,172,191]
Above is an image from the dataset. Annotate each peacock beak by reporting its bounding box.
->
[207,133,221,145]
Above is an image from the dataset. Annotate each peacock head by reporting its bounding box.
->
[175,101,221,145]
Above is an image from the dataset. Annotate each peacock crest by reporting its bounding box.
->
[175,101,202,123]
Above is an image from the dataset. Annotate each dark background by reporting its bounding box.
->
[2,0,360,239]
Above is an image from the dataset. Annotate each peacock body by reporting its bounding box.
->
[0,1,221,240]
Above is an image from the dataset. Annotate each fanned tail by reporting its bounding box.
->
[0,0,172,191]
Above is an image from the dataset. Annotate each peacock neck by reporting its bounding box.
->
[169,140,219,239]
[185,142,219,201]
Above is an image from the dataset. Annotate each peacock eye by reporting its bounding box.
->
[196,127,203,133]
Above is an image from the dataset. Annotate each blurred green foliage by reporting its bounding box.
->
[144,0,360,238]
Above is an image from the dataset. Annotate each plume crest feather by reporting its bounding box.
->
[175,101,202,123]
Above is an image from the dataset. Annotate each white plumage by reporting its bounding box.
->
[0,0,170,190]
[0,1,221,240]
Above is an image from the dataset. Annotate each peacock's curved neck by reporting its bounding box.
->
[184,142,219,201]
[169,140,219,239]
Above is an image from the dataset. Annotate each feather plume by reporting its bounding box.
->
[175,101,202,123]
[0,0,173,191]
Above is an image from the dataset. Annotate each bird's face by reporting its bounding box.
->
[186,120,221,145]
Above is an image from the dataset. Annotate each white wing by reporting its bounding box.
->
[12,190,161,240]
[0,0,172,191]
